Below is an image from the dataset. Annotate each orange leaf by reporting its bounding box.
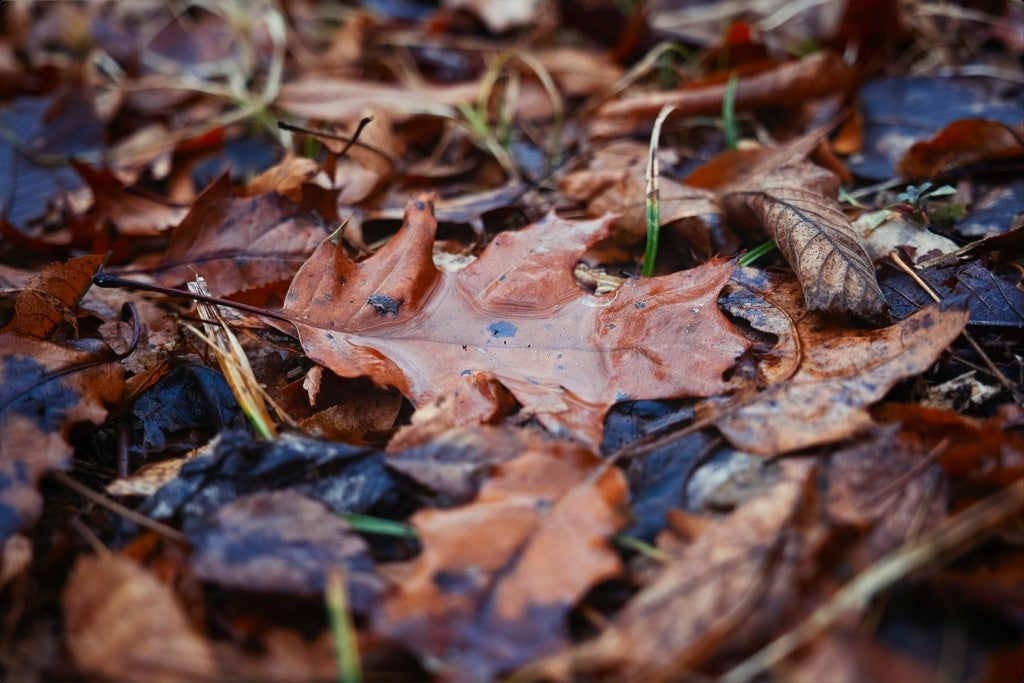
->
[375,441,627,679]
[3,255,103,339]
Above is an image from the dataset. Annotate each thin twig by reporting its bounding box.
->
[51,471,187,544]
[889,250,1021,402]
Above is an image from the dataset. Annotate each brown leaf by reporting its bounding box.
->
[593,51,853,137]
[72,162,188,236]
[717,270,968,455]
[0,334,123,543]
[186,490,383,609]
[533,459,814,681]
[374,441,627,679]
[282,197,749,448]
[722,161,888,322]
[897,119,1024,179]
[559,141,718,242]
[64,554,217,683]
[156,175,325,298]
[2,255,103,339]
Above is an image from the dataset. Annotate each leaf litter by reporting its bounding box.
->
[1,2,1022,682]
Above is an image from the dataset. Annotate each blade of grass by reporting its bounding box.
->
[326,566,362,683]
[340,512,418,539]
[722,72,740,150]
[642,104,677,276]
[738,240,777,267]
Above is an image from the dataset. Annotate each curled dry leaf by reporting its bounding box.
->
[717,270,969,455]
[897,119,1024,179]
[155,174,325,298]
[0,334,123,544]
[2,255,103,339]
[64,554,217,683]
[281,197,749,448]
[374,441,628,680]
[721,161,888,322]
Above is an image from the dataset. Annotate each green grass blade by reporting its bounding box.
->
[723,72,740,151]
[326,567,362,683]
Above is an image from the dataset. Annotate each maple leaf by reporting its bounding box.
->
[281,197,750,447]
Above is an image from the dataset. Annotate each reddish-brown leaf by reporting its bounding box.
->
[72,162,188,237]
[2,255,103,339]
[64,554,217,683]
[374,441,627,680]
[0,334,123,543]
[897,119,1024,179]
[717,270,968,455]
[155,175,325,298]
[593,51,854,138]
[721,161,888,322]
[281,197,750,447]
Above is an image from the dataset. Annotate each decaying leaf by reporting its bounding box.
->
[717,270,968,455]
[281,197,749,447]
[0,334,123,543]
[64,554,218,683]
[186,490,384,609]
[593,51,854,137]
[897,119,1024,179]
[374,441,627,680]
[527,459,814,681]
[155,175,325,298]
[72,162,188,237]
[721,161,888,322]
[2,255,103,339]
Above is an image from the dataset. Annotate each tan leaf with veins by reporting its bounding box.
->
[722,162,888,322]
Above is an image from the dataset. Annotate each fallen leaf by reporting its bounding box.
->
[593,51,853,137]
[155,174,325,298]
[717,269,968,455]
[721,161,888,322]
[897,119,1024,179]
[851,209,959,263]
[781,632,935,683]
[72,161,188,236]
[2,255,103,339]
[374,441,627,680]
[0,334,123,543]
[387,371,517,451]
[878,257,1024,328]
[64,554,217,683]
[186,490,384,609]
[530,459,814,681]
[244,155,329,201]
[141,430,408,522]
[282,197,749,448]
[559,140,719,242]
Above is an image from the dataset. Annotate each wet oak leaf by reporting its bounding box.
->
[155,174,325,298]
[897,119,1024,179]
[281,197,749,447]
[64,554,218,683]
[374,441,628,680]
[721,161,887,322]
[0,334,123,543]
[717,270,968,455]
[3,255,103,339]
[72,161,188,237]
